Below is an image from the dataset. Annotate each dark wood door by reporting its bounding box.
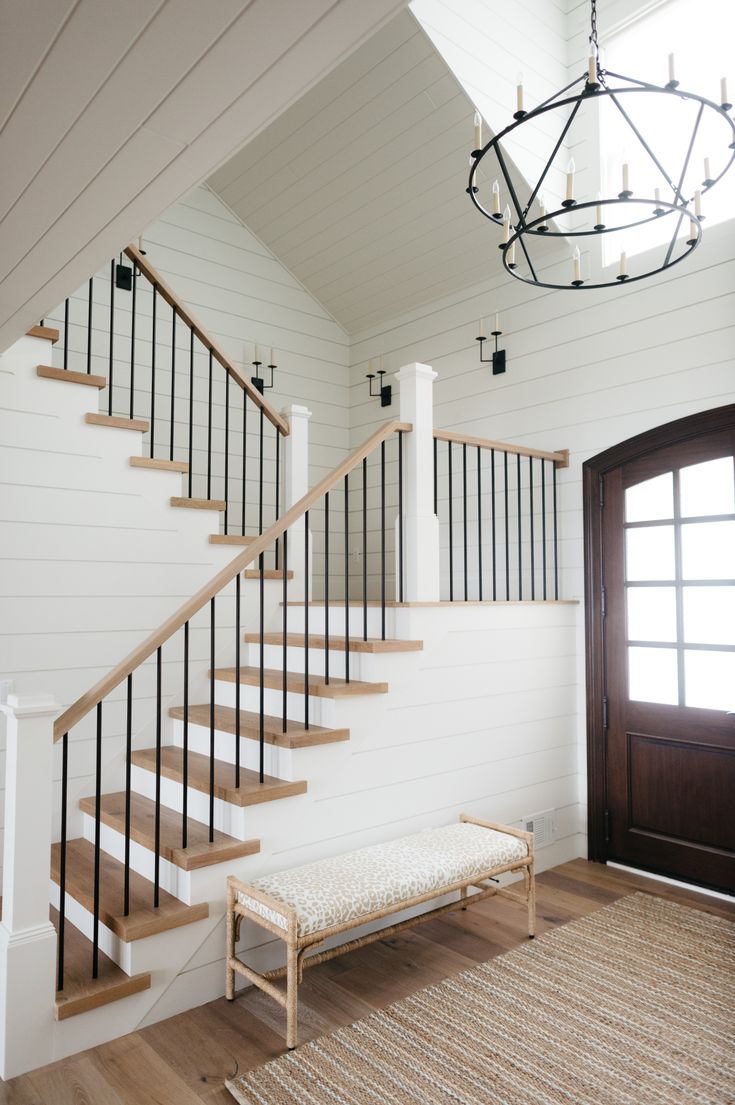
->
[585,406,735,894]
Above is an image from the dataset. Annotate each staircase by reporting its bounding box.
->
[1,262,575,1080]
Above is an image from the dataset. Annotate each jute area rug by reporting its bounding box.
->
[226,892,735,1105]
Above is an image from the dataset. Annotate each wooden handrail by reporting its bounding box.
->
[433,429,569,468]
[53,419,411,740]
[124,245,289,437]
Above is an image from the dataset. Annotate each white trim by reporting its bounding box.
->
[607,862,735,903]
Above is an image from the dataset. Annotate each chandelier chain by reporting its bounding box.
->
[589,0,599,55]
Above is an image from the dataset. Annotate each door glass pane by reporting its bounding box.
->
[684,650,735,710]
[679,456,735,518]
[683,586,735,645]
[626,586,677,642]
[681,520,735,579]
[626,526,675,581]
[625,472,674,523]
[628,646,678,704]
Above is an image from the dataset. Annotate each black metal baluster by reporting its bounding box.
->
[304,510,310,730]
[477,447,483,601]
[207,350,213,499]
[63,298,69,372]
[344,474,350,684]
[124,674,132,915]
[183,622,189,845]
[149,286,157,458]
[448,442,454,601]
[235,578,241,787]
[188,330,194,499]
[57,731,68,991]
[259,553,265,783]
[282,530,288,730]
[209,599,215,840]
[380,440,386,640]
[107,266,114,413]
[154,647,162,905]
[553,462,559,599]
[92,702,102,977]
[275,431,280,571]
[529,457,535,600]
[362,457,367,641]
[541,460,548,601]
[224,371,230,535]
[241,393,247,535]
[87,278,93,375]
[398,432,404,604]
[169,307,176,462]
[130,266,137,419]
[324,492,330,684]
[463,443,468,601]
[433,435,438,514]
[491,448,497,601]
[258,408,264,536]
[504,451,510,600]
[517,454,523,600]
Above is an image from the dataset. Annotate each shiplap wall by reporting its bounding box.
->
[0,186,351,888]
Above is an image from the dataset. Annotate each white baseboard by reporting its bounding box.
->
[607,862,734,903]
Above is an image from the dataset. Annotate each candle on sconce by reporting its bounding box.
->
[254,343,260,362]
[478,318,485,339]
[493,312,500,334]
[492,179,501,214]
[474,110,482,149]
[269,347,274,364]
[138,236,144,252]
[668,53,676,84]
[516,73,524,113]
[502,204,512,243]
[694,189,702,217]
[566,158,576,202]
[572,246,581,283]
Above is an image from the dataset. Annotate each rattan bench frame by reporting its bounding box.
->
[225,813,535,1049]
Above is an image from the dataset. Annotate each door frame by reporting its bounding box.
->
[583,403,735,863]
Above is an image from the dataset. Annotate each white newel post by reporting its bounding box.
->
[394,363,440,601]
[0,694,59,1079]
[282,405,312,600]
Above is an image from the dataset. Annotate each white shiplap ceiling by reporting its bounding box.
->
[208,10,504,334]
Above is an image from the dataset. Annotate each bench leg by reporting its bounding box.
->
[458,886,468,911]
[526,863,536,939]
[226,885,236,1000]
[286,944,298,1049]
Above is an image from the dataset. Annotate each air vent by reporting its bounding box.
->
[521,809,555,848]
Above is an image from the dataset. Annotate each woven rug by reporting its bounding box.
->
[226,892,735,1105]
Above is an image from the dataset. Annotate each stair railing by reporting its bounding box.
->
[52,418,409,992]
[433,430,570,602]
[42,245,288,549]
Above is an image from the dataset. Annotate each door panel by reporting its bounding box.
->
[584,405,735,893]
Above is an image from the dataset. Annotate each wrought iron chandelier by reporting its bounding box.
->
[468,0,735,290]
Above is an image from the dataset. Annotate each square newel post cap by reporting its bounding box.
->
[281,404,312,423]
[394,362,437,384]
[0,693,59,719]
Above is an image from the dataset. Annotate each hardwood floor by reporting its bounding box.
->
[2,859,732,1104]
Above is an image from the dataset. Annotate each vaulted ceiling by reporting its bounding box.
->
[208,9,501,335]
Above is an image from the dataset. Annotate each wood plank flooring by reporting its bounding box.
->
[2,859,733,1103]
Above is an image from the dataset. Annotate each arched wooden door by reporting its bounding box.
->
[584,404,735,893]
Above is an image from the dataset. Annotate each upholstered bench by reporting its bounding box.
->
[226,813,535,1048]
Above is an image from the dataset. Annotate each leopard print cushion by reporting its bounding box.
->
[236,822,528,937]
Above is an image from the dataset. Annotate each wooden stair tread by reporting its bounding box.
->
[78,792,259,872]
[210,534,255,545]
[50,839,209,942]
[85,412,149,433]
[244,632,423,653]
[37,364,106,389]
[130,456,188,473]
[170,703,349,748]
[171,496,226,511]
[52,905,150,1020]
[243,569,294,580]
[27,326,59,342]
[213,666,388,697]
[130,747,307,807]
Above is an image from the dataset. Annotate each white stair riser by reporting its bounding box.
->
[80,812,194,903]
[282,606,399,637]
[129,765,249,840]
[215,678,342,728]
[171,718,299,779]
[243,641,381,680]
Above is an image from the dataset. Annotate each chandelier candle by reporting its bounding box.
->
[618,250,628,278]
[694,189,702,218]
[515,74,525,118]
[572,246,582,285]
[595,192,603,229]
[502,205,511,244]
[474,111,482,150]
[721,78,730,108]
[668,53,676,84]
[588,55,596,84]
[492,180,501,215]
[507,240,516,267]
[539,195,548,231]
[565,159,575,204]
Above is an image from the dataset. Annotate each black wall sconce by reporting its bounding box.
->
[476,314,506,375]
[251,344,275,394]
[366,358,391,407]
